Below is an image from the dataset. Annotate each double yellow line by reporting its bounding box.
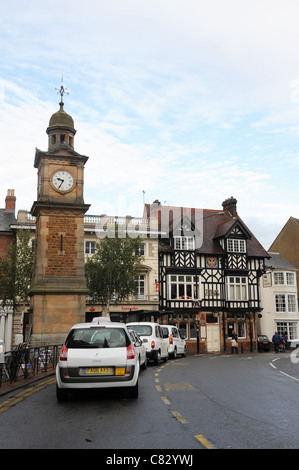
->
[0,376,56,415]
[155,362,215,449]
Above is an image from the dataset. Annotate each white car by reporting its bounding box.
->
[161,325,187,359]
[56,320,140,401]
[126,322,168,365]
[128,328,147,370]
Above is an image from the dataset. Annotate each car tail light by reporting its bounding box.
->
[127,343,135,359]
[151,340,155,349]
[60,345,68,361]
[169,334,173,345]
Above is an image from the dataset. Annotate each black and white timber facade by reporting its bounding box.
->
[145,197,269,353]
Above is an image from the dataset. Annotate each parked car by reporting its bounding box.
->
[126,322,168,365]
[257,334,271,352]
[128,328,147,370]
[161,325,187,359]
[56,320,140,401]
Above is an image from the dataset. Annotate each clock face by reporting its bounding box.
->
[52,170,74,192]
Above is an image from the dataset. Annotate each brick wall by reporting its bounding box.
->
[45,216,77,276]
[0,233,14,259]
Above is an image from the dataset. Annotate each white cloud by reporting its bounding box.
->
[0,0,299,251]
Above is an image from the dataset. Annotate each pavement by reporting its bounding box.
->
[0,369,56,397]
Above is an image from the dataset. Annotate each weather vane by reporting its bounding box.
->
[55,75,69,104]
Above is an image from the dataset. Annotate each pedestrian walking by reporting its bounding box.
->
[272,331,281,353]
[231,330,239,354]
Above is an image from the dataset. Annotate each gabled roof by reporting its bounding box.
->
[145,202,269,258]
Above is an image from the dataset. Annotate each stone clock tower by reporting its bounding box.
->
[29,93,90,345]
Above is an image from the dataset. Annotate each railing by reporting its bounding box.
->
[84,215,150,226]
[22,211,150,227]
[0,344,62,386]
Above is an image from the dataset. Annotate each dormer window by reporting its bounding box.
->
[51,135,56,145]
[227,238,246,253]
[60,134,66,144]
[174,236,195,250]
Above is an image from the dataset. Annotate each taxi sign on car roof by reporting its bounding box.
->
[91,316,111,323]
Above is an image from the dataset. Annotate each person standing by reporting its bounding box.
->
[231,330,239,354]
[272,331,281,353]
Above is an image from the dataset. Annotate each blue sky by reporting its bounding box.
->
[0,0,298,250]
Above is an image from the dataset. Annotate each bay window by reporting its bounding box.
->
[274,271,295,286]
[168,275,200,300]
[275,294,297,313]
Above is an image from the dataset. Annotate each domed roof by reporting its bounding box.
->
[48,101,75,130]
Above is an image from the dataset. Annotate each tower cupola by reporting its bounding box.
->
[46,83,76,151]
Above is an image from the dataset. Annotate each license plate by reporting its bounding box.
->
[263,342,268,344]
[84,367,111,374]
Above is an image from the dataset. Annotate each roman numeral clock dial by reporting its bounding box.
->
[52,170,74,193]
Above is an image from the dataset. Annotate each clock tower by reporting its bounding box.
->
[29,93,90,345]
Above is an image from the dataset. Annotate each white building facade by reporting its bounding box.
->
[259,252,299,346]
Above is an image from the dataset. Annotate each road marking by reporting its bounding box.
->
[171,362,189,366]
[161,396,171,405]
[279,371,299,382]
[0,377,56,414]
[155,385,162,392]
[171,411,188,424]
[155,378,160,383]
[269,361,299,382]
[195,434,215,449]
[164,383,194,391]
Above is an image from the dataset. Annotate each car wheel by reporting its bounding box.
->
[154,351,161,365]
[128,381,138,398]
[56,384,68,402]
[141,357,147,370]
[182,346,186,357]
[172,348,177,359]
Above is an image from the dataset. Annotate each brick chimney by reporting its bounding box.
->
[222,196,237,218]
[5,189,16,212]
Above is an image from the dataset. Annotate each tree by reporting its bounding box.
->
[0,230,34,310]
[85,227,144,317]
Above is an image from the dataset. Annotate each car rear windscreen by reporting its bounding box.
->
[128,325,152,336]
[66,327,130,348]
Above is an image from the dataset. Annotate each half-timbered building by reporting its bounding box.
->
[145,197,269,353]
